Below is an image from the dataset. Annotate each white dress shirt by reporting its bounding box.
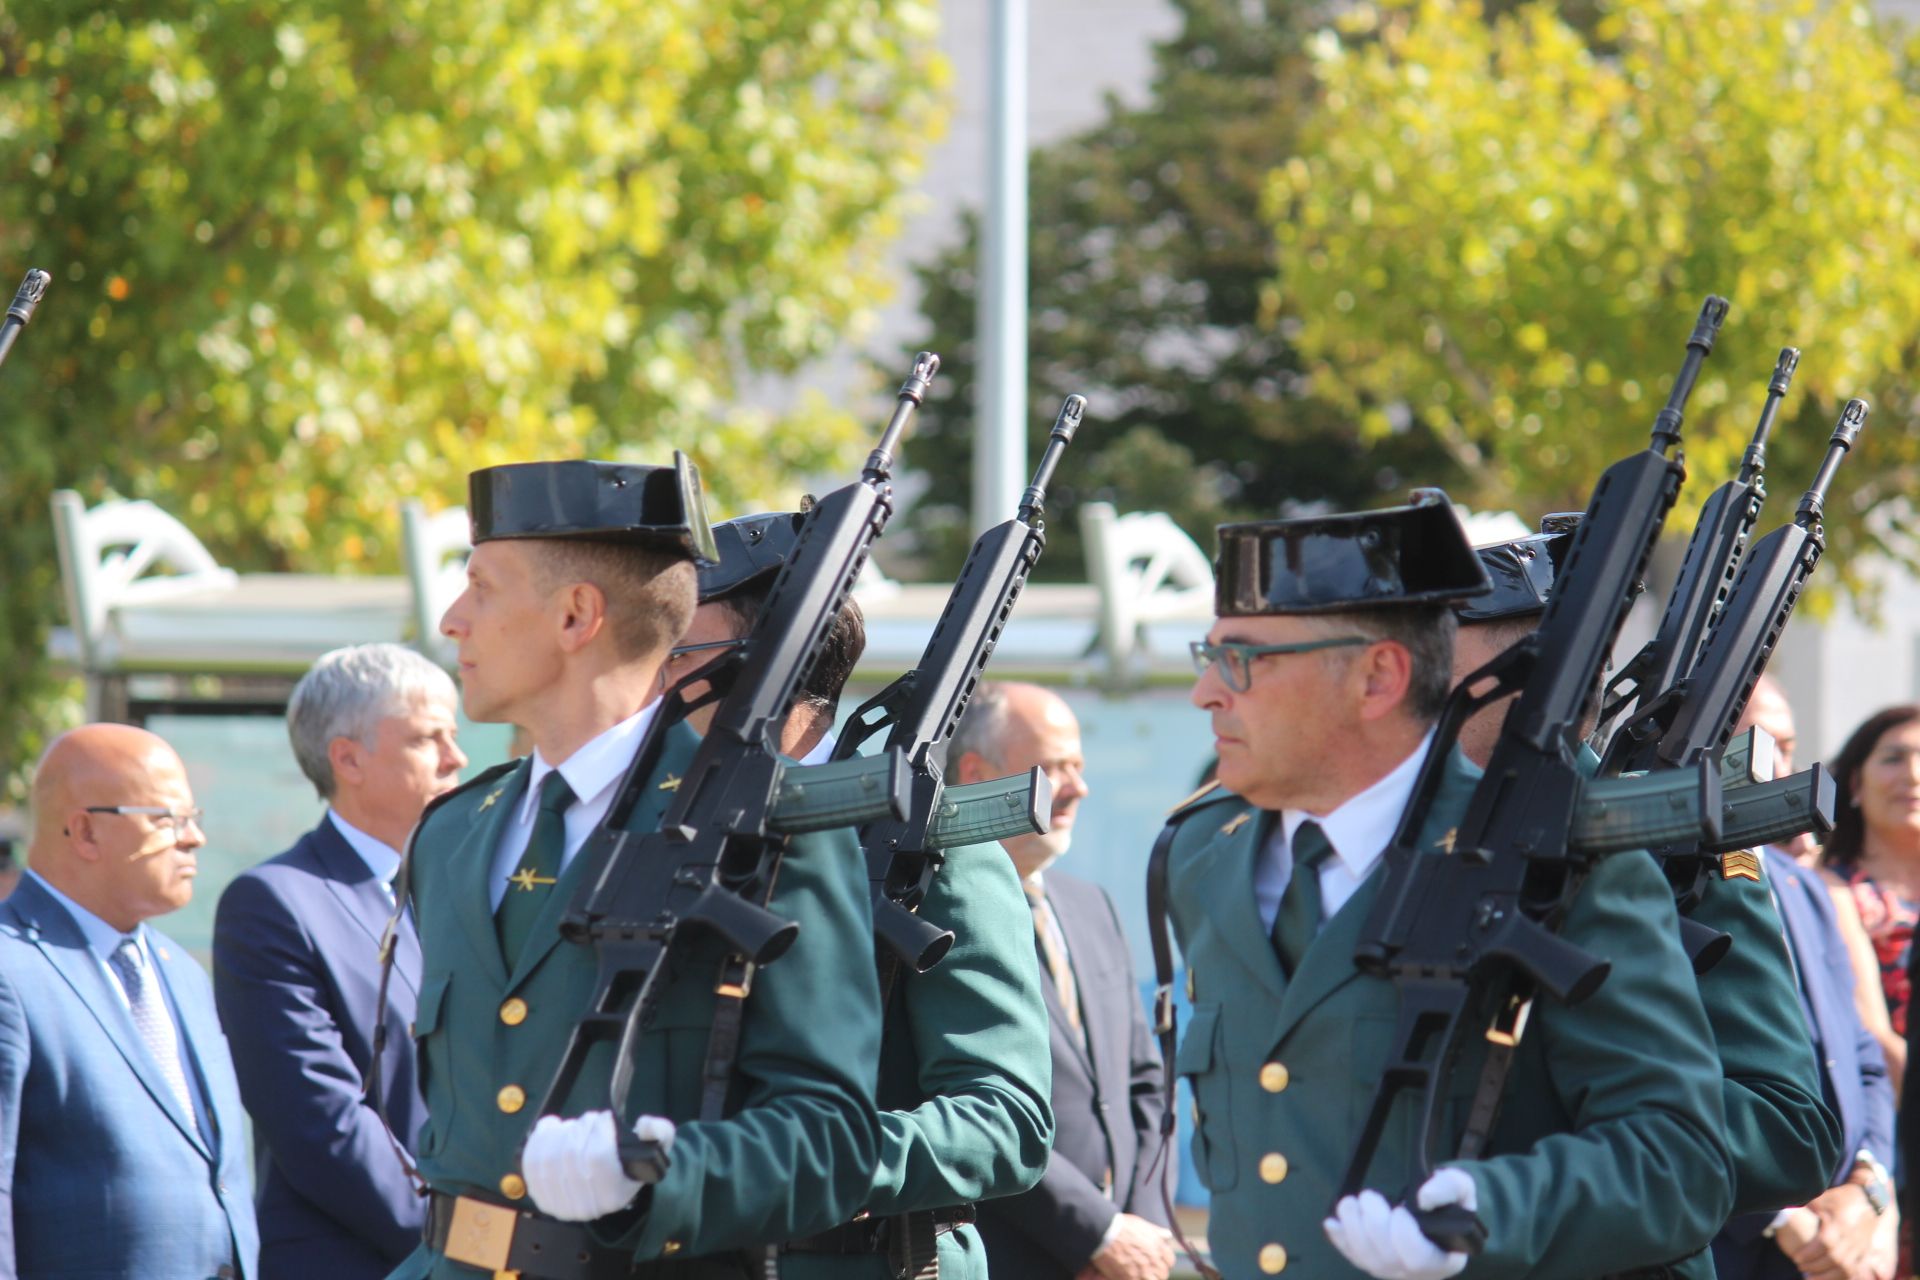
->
[488,701,661,912]
[1254,731,1437,932]
[796,730,838,766]
[327,809,402,907]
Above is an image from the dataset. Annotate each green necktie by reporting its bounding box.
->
[1272,821,1333,976]
[495,770,576,968]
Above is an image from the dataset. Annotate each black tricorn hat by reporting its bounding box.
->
[1455,514,1582,623]
[468,453,720,566]
[699,510,807,603]
[1215,493,1492,616]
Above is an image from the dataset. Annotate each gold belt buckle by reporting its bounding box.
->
[444,1195,518,1274]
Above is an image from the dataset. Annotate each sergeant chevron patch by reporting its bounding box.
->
[1720,850,1762,882]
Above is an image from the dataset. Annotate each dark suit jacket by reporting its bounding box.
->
[976,868,1169,1278]
[1713,848,1895,1280]
[212,815,426,1278]
[0,873,259,1278]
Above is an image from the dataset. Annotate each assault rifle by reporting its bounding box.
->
[833,394,1086,974]
[533,353,939,1182]
[1621,402,1866,919]
[0,270,49,374]
[1595,348,1798,762]
[1337,296,1729,1252]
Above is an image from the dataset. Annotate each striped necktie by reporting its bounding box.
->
[1025,880,1084,1040]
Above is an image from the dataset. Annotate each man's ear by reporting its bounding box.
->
[329,736,364,789]
[65,810,101,862]
[1355,639,1415,724]
[951,750,994,786]
[555,581,610,654]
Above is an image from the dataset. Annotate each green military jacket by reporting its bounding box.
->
[782,841,1054,1280]
[1164,748,1734,1279]
[1658,857,1841,1280]
[391,722,884,1279]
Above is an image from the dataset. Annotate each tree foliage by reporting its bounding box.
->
[898,0,1459,580]
[1271,0,1920,581]
[0,0,944,782]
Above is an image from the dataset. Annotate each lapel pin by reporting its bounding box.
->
[1436,828,1458,853]
[1219,811,1251,837]
[478,788,504,812]
[658,774,682,792]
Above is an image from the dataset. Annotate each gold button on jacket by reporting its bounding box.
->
[498,997,528,1026]
[499,1173,526,1201]
[1259,1062,1289,1093]
[496,1085,526,1114]
[1259,1152,1289,1184]
[1258,1242,1287,1273]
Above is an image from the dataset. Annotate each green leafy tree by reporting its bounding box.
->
[0,0,944,784]
[897,0,1460,580]
[1271,0,1920,586]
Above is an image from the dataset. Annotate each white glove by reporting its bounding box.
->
[522,1110,677,1222]
[1323,1169,1477,1280]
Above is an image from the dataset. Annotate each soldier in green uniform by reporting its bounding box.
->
[1451,531,1837,1260]
[1160,500,1734,1279]
[661,512,1054,1280]
[390,459,885,1280]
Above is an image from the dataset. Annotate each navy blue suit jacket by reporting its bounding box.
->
[1712,849,1894,1280]
[976,869,1170,1279]
[0,873,259,1278]
[212,816,425,1279]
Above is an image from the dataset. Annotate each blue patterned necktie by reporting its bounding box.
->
[1272,821,1334,976]
[108,937,198,1123]
[495,770,577,967]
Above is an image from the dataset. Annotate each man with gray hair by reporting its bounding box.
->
[950,682,1176,1280]
[212,642,466,1279]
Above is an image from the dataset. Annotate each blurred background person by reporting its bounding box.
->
[0,723,257,1278]
[949,682,1175,1280]
[212,644,465,1279]
[1715,676,1897,1280]
[0,833,17,901]
[1823,707,1920,1076]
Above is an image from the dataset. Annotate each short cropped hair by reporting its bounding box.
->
[288,643,458,799]
[945,682,1013,767]
[531,540,697,661]
[714,581,866,717]
[1310,605,1457,725]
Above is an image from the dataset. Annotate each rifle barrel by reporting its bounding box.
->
[1736,347,1797,485]
[1018,394,1085,525]
[1651,296,1730,453]
[1796,399,1867,527]
[867,351,940,479]
[0,268,50,373]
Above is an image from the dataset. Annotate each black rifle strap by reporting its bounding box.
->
[1144,810,1221,1280]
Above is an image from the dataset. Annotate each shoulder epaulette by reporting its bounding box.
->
[409,758,523,847]
[1164,779,1236,821]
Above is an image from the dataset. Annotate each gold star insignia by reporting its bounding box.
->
[508,867,557,892]
[1219,811,1252,837]
[658,774,682,792]
[1720,850,1762,883]
[478,788,504,812]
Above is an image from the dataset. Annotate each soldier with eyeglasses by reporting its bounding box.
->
[1156,499,1732,1279]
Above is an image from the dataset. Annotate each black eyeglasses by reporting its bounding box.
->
[1190,637,1370,692]
[667,638,745,660]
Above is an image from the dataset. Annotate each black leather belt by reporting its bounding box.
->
[783,1204,975,1254]
[427,1189,636,1280]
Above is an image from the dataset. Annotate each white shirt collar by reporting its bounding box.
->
[521,700,661,824]
[23,868,149,964]
[1280,730,1436,881]
[796,730,838,767]
[326,809,403,884]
